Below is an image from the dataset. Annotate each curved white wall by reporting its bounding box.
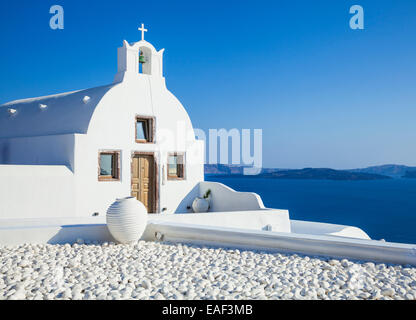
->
[198,181,265,212]
[0,85,114,139]
[290,220,370,240]
[71,74,204,217]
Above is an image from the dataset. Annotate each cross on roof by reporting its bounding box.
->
[138,23,148,41]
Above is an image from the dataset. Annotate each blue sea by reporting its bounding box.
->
[205,176,416,244]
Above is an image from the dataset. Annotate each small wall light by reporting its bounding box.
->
[8,108,17,116]
[83,96,91,104]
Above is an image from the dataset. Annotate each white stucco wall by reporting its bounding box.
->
[146,209,291,234]
[0,165,75,219]
[290,220,371,240]
[0,134,75,170]
[72,73,204,217]
[144,222,416,266]
[198,181,265,212]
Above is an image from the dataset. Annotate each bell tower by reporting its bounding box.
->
[113,24,165,83]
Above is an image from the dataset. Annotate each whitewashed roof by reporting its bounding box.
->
[0,84,116,139]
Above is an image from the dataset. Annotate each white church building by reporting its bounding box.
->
[0,26,205,219]
[0,26,414,266]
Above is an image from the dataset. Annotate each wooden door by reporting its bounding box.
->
[131,154,155,213]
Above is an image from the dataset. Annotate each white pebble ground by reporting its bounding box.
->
[1,241,415,300]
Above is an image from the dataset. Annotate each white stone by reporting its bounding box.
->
[381,288,396,297]
[358,292,371,299]
[341,259,350,268]
[0,242,415,301]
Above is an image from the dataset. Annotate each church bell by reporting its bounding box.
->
[139,52,146,64]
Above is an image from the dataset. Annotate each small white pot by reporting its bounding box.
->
[106,197,148,244]
[192,197,210,213]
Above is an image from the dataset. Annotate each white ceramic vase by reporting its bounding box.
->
[192,197,210,213]
[106,197,148,244]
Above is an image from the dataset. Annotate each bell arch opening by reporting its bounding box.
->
[138,47,152,75]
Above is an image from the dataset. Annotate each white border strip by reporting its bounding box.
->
[145,222,416,266]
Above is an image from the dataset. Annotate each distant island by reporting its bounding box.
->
[205,164,416,181]
[347,164,416,179]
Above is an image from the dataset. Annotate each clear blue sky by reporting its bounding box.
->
[1,0,415,169]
